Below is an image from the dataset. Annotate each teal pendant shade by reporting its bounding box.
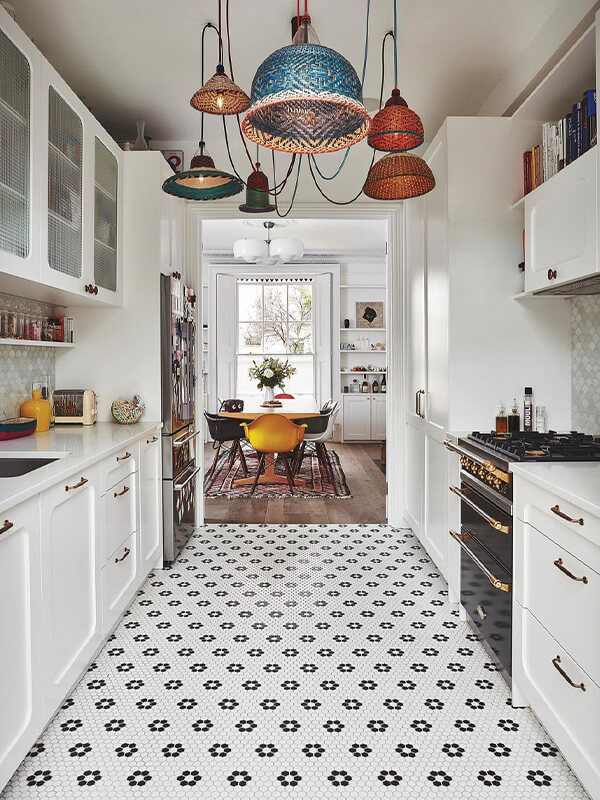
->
[161,147,243,201]
[243,43,370,154]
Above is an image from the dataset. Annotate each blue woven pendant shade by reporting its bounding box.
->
[243,43,371,154]
[162,149,243,201]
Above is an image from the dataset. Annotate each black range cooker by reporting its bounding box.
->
[444,431,600,681]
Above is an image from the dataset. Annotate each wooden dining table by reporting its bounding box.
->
[219,395,321,488]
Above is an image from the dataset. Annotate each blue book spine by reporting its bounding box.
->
[583,89,596,150]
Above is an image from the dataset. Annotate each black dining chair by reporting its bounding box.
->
[291,408,332,477]
[204,410,249,479]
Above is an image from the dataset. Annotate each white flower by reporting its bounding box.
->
[263,368,274,378]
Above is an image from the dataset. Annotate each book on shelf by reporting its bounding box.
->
[522,89,596,197]
[48,316,74,343]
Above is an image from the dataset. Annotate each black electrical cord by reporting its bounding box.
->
[272,151,303,217]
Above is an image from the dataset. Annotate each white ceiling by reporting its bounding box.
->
[11,0,565,143]
[202,218,387,253]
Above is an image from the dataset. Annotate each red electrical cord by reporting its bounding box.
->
[297,0,300,30]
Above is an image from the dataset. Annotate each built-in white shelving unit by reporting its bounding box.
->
[0,338,74,348]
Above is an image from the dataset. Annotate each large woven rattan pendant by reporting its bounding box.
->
[363,153,435,200]
[190,64,250,115]
[243,43,371,154]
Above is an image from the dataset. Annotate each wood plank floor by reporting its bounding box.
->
[203,442,387,524]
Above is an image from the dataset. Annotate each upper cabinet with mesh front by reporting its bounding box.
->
[0,7,123,307]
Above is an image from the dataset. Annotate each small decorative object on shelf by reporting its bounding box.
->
[111,395,145,425]
[356,301,384,328]
[133,120,149,151]
[344,318,350,328]
[249,357,296,404]
[0,417,36,441]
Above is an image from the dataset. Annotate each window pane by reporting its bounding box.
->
[263,285,287,320]
[238,283,262,322]
[288,323,312,354]
[238,322,262,353]
[264,329,286,353]
[288,284,312,321]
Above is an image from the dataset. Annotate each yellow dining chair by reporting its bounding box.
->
[241,414,307,495]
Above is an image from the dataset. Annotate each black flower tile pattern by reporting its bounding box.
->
[3,524,589,799]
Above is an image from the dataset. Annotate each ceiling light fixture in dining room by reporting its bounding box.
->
[233,221,304,265]
[242,1,371,154]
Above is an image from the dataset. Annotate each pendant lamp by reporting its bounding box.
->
[368,88,423,151]
[162,142,243,201]
[363,153,435,200]
[234,221,304,264]
[239,162,276,213]
[190,63,250,115]
[242,13,370,154]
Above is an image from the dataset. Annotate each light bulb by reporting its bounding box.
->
[216,93,224,111]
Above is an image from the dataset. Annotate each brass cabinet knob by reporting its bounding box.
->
[547,268,558,280]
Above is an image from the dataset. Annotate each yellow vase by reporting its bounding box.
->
[20,389,51,433]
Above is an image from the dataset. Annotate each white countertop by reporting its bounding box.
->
[0,421,161,515]
[510,461,600,517]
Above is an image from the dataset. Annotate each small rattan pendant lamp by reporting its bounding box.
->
[242,7,371,154]
[162,141,244,201]
[364,0,434,200]
[189,4,249,115]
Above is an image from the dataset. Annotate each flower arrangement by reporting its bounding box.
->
[249,356,296,390]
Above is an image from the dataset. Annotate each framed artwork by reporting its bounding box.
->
[356,301,384,328]
[162,150,184,173]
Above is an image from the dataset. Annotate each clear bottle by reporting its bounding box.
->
[508,398,520,432]
[495,402,508,433]
[523,387,534,432]
[535,405,546,433]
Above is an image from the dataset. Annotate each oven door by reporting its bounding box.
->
[452,529,513,675]
[163,461,200,563]
[162,424,201,481]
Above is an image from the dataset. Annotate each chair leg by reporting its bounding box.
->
[237,440,249,476]
[294,441,306,475]
[281,454,295,495]
[227,440,238,471]
[250,453,266,495]
[208,443,221,479]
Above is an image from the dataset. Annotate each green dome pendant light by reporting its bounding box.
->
[162,21,243,201]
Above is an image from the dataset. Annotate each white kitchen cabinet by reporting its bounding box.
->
[0,499,42,793]
[342,394,386,441]
[40,464,102,713]
[402,117,572,582]
[92,126,123,305]
[0,10,42,285]
[139,430,162,574]
[524,146,597,293]
[102,531,137,635]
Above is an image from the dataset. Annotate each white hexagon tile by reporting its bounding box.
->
[2,524,590,799]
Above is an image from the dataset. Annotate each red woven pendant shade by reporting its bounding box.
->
[190,64,250,115]
[363,153,435,200]
[368,89,424,152]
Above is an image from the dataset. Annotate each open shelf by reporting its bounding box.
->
[0,338,75,348]
[340,284,386,289]
[340,327,386,332]
[509,144,596,210]
[341,370,387,374]
[340,349,386,354]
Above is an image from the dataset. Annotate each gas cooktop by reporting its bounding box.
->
[466,431,600,462]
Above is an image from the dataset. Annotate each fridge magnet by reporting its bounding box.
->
[356,301,384,328]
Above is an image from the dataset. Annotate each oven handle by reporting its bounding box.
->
[449,485,511,534]
[174,465,201,491]
[443,439,510,484]
[449,529,511,592]
[173,429,201,448]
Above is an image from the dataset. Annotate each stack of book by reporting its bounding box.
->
[49,316,74,343]
[523,88,596,195]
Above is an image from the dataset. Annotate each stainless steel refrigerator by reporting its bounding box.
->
[161,273,200,563]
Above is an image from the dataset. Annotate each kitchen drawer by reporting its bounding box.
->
[101,474,136,564]
[101,442,139,495]
[517,519,600,682]
[102,532,137,635]
[515,477,600,559]
[515,607,600,797]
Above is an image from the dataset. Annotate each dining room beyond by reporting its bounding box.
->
[200,218,389,525]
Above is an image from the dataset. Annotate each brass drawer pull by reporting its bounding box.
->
[147,435,158,444]
[114,547,131,564]
[0,519,14,535]
[554,557,588,584]
[449,529,511,592]
[113,485,130,498]
[65,477,88,492]
[449,485,511,534]
[116,451,131,462]
[551,504,584,526]
[552,655,586,691]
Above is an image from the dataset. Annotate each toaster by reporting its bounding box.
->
[53,389,98,425]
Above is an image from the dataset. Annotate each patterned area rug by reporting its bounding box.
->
[204,448,351,499]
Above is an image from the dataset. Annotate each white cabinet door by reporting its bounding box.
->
[0,499,42,794]
[0,14,42,284]
[41,465,102,713]
[139,430,162,574]
[371,395,386,439]
[343,395,371,441]
[524,146,597,293]
[404,197,426,420]
[423,434,449,577]
[404,421,424,538]
[92,124,122,306]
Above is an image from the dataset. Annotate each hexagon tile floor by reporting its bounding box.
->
[3,524,590,799]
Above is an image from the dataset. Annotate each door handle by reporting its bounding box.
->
[551,504,584,526]
[146,435,159,444]
[174,465,201,491]
[114,546,131,564]
[552,655,585,691]
[65,477,88,492]
[414,389,425,418]
[553,557,588,584]
[0,519,14,535]
[449,485,511,534]
[173,429,201,447]
[449,529,511,592]
[116,451,131,462]
[113,485,130,498]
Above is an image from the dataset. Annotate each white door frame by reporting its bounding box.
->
[187,202,405,528]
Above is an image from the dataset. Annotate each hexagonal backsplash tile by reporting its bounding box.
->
[572,297,600,434]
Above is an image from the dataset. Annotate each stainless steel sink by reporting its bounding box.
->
[0,458,58,478]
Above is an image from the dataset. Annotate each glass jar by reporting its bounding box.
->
[15,312,24,339]
[0,309,8,339]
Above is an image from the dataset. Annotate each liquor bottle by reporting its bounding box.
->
[361,374,370,393]
[508,399,520,432]
[372,378,379,393]
[381,374,387,393]
[523,387,534,432]
[495,402,508,434]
